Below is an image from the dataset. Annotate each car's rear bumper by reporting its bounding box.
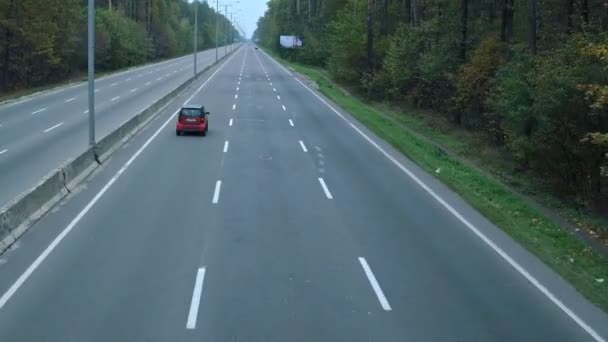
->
[176,123,207,132]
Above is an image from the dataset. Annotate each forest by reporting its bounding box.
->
[0,0,238,92]
[255,0,608,217]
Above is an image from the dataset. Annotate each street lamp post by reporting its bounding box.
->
[216,1,239,60]
[215,0,219,62]
[224,5,228,56]
[194,0,198,76]
[88,0,95,147]
[229,13,233,53]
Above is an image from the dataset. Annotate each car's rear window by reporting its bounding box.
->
[180,108,201,117]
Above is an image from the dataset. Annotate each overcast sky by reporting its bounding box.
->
[202,0,266,38]
[235,0,266,38]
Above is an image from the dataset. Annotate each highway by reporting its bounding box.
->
[0,44,236,209]
[0,44,607,341]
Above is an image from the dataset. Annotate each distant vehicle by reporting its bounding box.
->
[255,46,259,50]
[176,104,209,136]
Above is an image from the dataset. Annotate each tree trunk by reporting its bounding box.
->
[367,0,374,73]
[566,0,573,34]
[2,0,15,90]
[501,0,514,42]
[529,0,537,54]
[109,0,112,11]
[308,0,311,21]
[411,0,418,26]
[603,4,608,31]
[382,0,389,35]
[147,0,151,34]
[581,0,589,25]
[461,0,468,61]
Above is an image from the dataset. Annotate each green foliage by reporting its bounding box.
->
[326,2,366,83]
[383,20,458,111]
[383,25,425,98]
[0,0,237,92]
[453,37,507,140]
[96,9,150,70]
[489,38,608,203]
[0,0,83,89]
[255,0,608,227]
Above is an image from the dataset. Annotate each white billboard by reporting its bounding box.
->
[280,35,303,49]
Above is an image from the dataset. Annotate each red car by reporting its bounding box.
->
[176,104,210,136]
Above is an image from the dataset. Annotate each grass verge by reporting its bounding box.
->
[271,53,608,312]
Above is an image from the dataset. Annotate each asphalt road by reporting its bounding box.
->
[0,44,237,209]
[0,45,607,341]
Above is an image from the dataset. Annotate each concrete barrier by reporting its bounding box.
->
[0,45,242,254]
[0,169,67,251]
[62,147,98,191]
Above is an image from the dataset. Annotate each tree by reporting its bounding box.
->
[529,0,537,54]
[0,0,237,92]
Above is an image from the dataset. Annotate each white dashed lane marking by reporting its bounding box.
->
[43,122,64,133]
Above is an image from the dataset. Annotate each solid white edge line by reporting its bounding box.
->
[229,118,233,126]
[212,180,222,204]
[0,149,7,155]
[0,49,237,313]
[43,122,64,133]
[223,141,229,153]
[186,267,206,329]
[358,257,391,311]
[269,53,606,342]
[318,177,333,199]
[282,105,286,111]
[299,140,308,153]
[259,49,292,76]
[31,108,47,115]
[289,119,294,127]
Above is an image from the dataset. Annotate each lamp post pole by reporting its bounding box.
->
[88,0,95,147]
[194,0,198,76]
